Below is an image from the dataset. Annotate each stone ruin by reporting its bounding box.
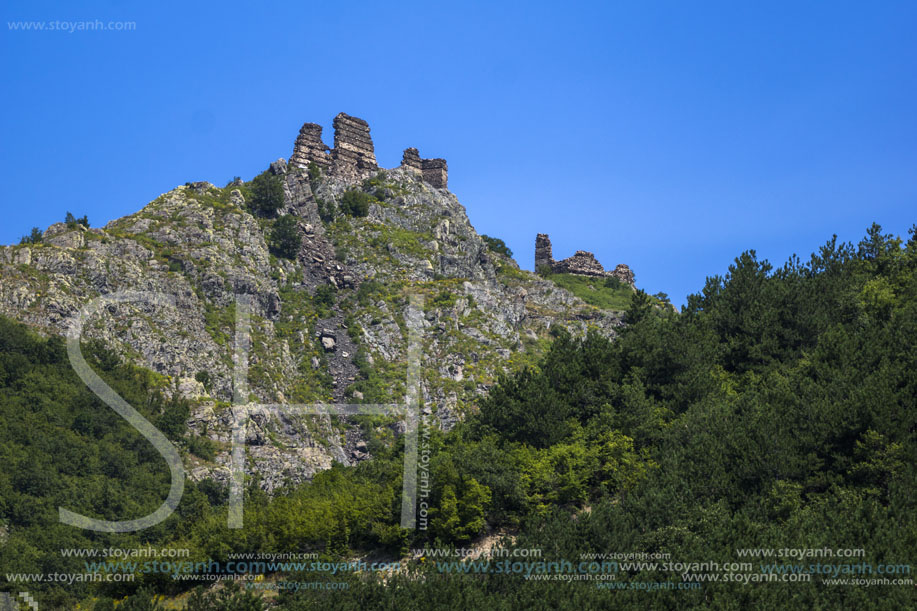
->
[535,233,635,287]
[399,147,448,189]
[331,113,377,177]
[289,122,331,171]
[289,113,447,188]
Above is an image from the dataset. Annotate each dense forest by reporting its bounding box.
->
[1,224,915,609]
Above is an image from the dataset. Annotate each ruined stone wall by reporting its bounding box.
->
[535,233,554,270]
[290,123,332,170]
[331,112,377,177]
[608,264,635,286]
[288,114,450,188]
[421,158,448,189]
[536,233,635,287]
[401,148,448,189]
[553,250,607,277]
[400,147,423,173]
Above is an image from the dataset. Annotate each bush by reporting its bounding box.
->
[249,171,285,216]
[19,227,43,244]
[316,198,335,222]
[339,190,372,217]
[481,234,513,258]
[269,215,302,259]
[64,211,89,228]
[307,162,322,183]
[187,435,217,461]
[314,284,336,315]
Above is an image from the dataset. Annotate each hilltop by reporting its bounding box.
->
[0,113,637,491]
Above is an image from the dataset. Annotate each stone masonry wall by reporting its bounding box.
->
[400,147,448,189]
[535,233,635,287]
[421,158,448,189]
[331,112,377,178]
[290,123,332,170]
[535,233,554,271]
[400,147,423,173]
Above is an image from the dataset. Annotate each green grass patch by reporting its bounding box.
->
[543,273,634,311]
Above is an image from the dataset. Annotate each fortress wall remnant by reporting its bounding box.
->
[290,123,332,170]
[331,112,378,177]
[421,158,448,189]
[535,233,635,287]
[535,233,554,270]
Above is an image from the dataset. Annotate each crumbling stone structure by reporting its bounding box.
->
[401,147,423,172]
[290,123,332,170]
[290,113,449,188]
[331,112,378,177]
[422,158,448,189]
[535,233,635,287]
[535,233,553,271]
[400,147,448,189]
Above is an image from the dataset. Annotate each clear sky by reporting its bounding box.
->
[2,1,915,306]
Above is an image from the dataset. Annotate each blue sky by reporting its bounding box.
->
[2,1,915,305]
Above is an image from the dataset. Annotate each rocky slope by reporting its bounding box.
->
[0,117,630,491]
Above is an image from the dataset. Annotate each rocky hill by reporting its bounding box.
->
[0,113,634,491]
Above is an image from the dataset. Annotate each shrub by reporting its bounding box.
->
[249,171,285,216]
[604,276,623,289]
[314,284,336,314]
[339,190,372,217]
[316,198,335,222]
[307,162,322,183]
[269,215,302,259]
[194,370,212,390]
[481,234,513,258]
[64,212,90,229]
[187,435,217,461]
[19,227,43,245]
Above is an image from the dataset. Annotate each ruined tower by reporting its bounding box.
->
[400,147,448,189]
[288,113,449,188]
[400,147,423,173]
[289,122,332,170]
[535,234,554,271]
[421,158,448,189]
[331,112,377,177]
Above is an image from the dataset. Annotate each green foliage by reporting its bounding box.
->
[248,171,284,216]
[6,222,917,610]
[19,227,43,244]
[185,581,265,610]
[316,197,335,222]
[194,370,211,390]
[313,284,336,316]
[64,211,90,228]
[307,162,322,184]
[339,190,373,217]
[544,272,636,311]
[187,434,217,461]
[480,234,513,258]
[268,214,301,259]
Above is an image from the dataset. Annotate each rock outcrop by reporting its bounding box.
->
[535,233,635,287]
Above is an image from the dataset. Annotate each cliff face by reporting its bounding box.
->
[0,114,626,491]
